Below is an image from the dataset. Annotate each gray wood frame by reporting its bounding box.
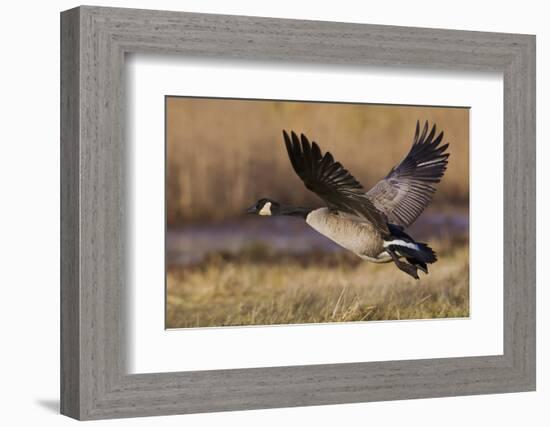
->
[60,5,536,420]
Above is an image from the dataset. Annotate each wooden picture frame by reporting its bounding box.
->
[60,5,536,420]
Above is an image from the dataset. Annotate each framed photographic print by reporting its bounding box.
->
[60,5,536,420]
[164,97,469,329]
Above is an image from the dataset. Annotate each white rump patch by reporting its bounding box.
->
[383,239,418,250]
[259,202,272,216]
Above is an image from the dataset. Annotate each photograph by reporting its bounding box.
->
[165,97,470,328]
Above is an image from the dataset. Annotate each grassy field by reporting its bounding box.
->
[166,236,469,328]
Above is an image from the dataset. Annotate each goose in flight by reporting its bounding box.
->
[246,121,450,279]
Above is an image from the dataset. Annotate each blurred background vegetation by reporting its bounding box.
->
[166,97,469,225]
[166,97,469,328]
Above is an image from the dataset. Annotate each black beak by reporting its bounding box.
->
[246,205,257,214]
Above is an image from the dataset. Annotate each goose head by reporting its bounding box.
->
[246,198,280,216]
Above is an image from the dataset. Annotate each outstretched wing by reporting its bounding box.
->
[366,121,450,228]
[283,130,389,235]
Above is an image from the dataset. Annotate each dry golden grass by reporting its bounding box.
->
[166,98,469,225]
[166,237,469,328]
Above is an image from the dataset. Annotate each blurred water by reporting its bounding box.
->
[167,210,468,266]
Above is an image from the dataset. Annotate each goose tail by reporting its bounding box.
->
[384,224,437,279]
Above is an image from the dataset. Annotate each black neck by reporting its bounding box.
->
[278,205,312,219]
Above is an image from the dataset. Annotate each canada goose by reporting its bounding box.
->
[246,121,450,279]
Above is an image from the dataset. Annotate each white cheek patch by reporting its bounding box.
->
[259,202,272,216]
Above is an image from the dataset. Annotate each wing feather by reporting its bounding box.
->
[366,120,450,228]
[283,130,389,234]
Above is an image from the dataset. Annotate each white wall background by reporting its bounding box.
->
[0,0,546,425]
